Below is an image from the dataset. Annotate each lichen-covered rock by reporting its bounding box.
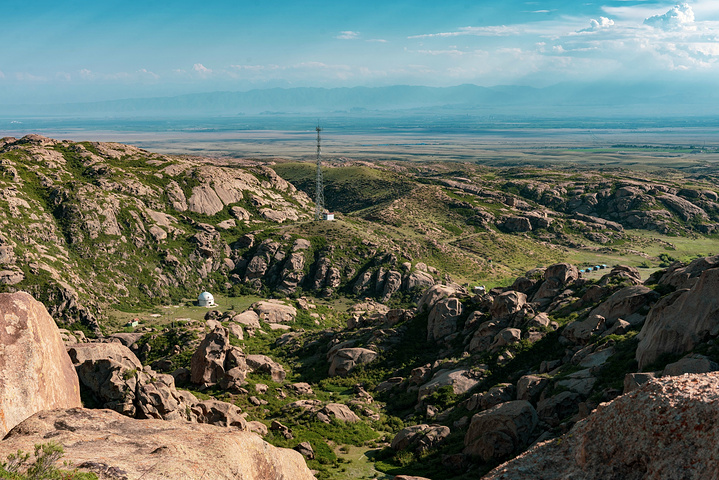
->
[485,373,719,480]
[0,408,315,480]
[0,292,81,437]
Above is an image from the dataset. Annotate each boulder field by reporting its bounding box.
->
[0,291,315,480]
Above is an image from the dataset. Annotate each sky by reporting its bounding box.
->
[2,0,719,104]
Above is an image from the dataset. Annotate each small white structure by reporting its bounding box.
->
[198,291,215,307]
[322,213,335,221]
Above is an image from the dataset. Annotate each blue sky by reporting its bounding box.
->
[2,1,719,103]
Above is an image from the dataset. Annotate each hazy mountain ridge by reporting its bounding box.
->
[6,82,719,117]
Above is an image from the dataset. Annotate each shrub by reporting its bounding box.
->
[0,442,98,480]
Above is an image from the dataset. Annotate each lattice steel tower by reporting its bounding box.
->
[314,125,325,221]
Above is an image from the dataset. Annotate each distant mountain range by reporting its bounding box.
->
[6,83,719,118]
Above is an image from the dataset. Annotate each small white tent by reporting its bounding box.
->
[198,291,215,307]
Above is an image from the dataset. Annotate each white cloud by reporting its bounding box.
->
[409,25,519,39]
[644,3,695,31]
[193,63,212,75]
[589,17,615,30]
[137,68,159,79]
[336,31,360,40]
[368,38,388,43]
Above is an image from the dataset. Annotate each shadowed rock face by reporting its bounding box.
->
[0,408,316,480]
[636,267,719,369]
[484,373,719,480]
[0,292,81,436]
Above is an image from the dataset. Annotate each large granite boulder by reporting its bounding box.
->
[68,342,193,421]
[254,300,297,323]
[328,348,378,377]
[636,267,719,369]
[0,408,315,480]
[0,292,82,437]
[588,285,659,326]
[490,291,527,319]
[484,373,719,480]
[427,297,463,341]
[532,263,578,303]
[191,326,231,386]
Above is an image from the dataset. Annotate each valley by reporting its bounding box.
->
[2,130,719,479]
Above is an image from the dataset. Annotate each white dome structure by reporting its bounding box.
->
[198,291,215,307]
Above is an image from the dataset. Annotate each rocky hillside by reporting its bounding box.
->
[0,135,313,331]
[3,135,719,335]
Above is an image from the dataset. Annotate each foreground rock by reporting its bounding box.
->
[0,408,316,480]
[0,292,81,436]
[484,373,719,479]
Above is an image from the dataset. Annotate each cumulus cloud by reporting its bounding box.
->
[193,63,212,75]
[589,17,615,30]
[336,31,359,40]
[644,3,695,30]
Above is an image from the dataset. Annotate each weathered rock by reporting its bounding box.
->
[328,347,378,376]
[637,267,719,369]
[190,326,230,386]
[290,382,314,395]
[0,292,82,437]
[318,403,360,423]
[232,310,261,329]
[532,263,578,302]
[254,300,297,323]
[536,391,581,427]
[405,271,435,291]
[588,285,659,326]
[490,291,527,319]
[623,372,657,394]
[427,297,463,341]
[419,368,482,399]
[294,441,315,460]
[191,399,247,429]
[246,354,286,382]
[490,328,522,351]
[485,373,719,480]
[466,384,516,411]
[417,284,463,313]
[562,315,606,344]
[0,408,315,480]
[463,400,538,461]
[469,319,506,353]
[382,270,403,301]
[391,424,451,452]
[662,353,719,377]
[516,375,549,404]
[658,255,719,290]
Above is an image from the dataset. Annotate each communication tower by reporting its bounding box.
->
[314,125,325,221]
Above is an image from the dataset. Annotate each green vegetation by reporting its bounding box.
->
[0,443,97,480]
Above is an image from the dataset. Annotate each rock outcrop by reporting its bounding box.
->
[0,408,315,480]
[0,292,81,436]
[636,267,719,369]
[484,373,719,480]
